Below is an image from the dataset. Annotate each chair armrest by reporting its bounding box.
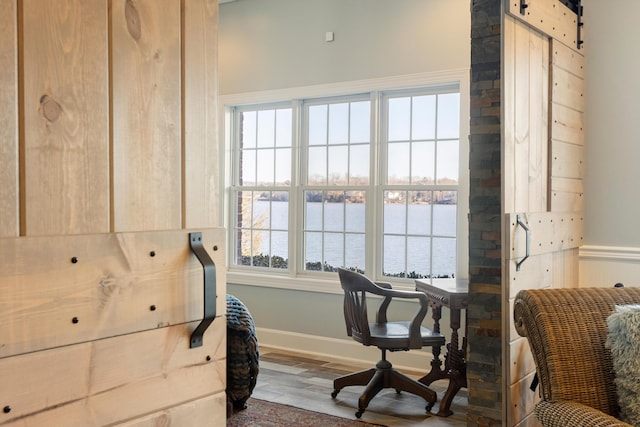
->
[371,284,429,348]
[535,401,632,427]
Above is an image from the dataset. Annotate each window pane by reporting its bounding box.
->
[328,145,348,185]
[411,141,435,185]
[271,231,288,268]
[305,231,322,269]
[305,194,322,231]
[350,101,370,143]
[407,236,430,277]
[275,148,291,185]
[235,191,252,229]
[324,233,343,271]
[387,142,410,184]
[436,140,459,184]
[324,194,344,232]
[328,103,348,145]
[412,95,436,140]
[349,144,369,185]
[276,108,292,147]
[271,192,289,229]
[257,110,275,148]
[433,193,457,237]
[345,192,365,233]
[241,111,256,149]
[437,93,460,139]
[407,192,431,235]
[252,196,270,229]
[345,233,365,272]
[383,235,405,277]
[308,105,327,145]
[240,149,256,186]
[432,237,455,277]
[307,146,326,185]
[384,192,406,234]
[388,97,410,141]
[256,149,274,185]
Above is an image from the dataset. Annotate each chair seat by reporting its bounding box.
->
[369,321,445,348]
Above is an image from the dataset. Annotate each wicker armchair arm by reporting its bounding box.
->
[535,401,632,427]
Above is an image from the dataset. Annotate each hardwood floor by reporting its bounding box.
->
[250,347,467,427]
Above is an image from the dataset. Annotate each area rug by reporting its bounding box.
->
[227,398,387,427]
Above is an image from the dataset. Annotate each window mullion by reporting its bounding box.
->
[370,91,381,280]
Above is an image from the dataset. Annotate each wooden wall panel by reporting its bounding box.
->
[0,228,226,358]
[0,0,18,237]
[184,0,220,229]
[503,18,548,214]
[111,0,182,232]
[116,393,227,426]
[506,0,582,52]
[21,0,110,236]
[0,321,226,426]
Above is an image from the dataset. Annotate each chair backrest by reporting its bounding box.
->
[514,287,640,416]
[338,268,381,346]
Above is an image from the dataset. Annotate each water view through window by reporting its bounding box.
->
[231,87,460,280]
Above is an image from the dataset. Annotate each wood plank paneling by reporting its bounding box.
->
[506,0,581,52]
[21,0,110,235]
[551,141,583,178]
[111,0,182,232]
[183,0,220,229]
[116,393,227,426]
[504,18,548,214]
[0,228,226,358]
[0,0,18,237]
[551,67,584,112]
[0,321,226,426]
[506,212,583,261]
[551,103,583,145]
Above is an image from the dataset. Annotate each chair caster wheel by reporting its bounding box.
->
[331,389,339,398]
[426,402,435,412]
[355,410,364,418]
[395,388,401,394]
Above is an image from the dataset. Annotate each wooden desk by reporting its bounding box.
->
[415,278,468,417]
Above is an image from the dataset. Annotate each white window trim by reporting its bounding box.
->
[220,70,470,292]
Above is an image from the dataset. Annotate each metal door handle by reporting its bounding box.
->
[515,214,530,271]
[189,232,217,348]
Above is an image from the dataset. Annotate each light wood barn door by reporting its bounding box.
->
[503,1,585,426]
[1,0,225,425]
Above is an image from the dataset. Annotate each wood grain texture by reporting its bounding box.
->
[0,0,18,237]
[21,0,110,235]
[506,0,582,52]
[505,212,583,261]
[115,393,226,426]
[504,17,549,214]
[111,0,182,232]
[183,0,221,229]
[0,321,226,426]
[0,228,226,358]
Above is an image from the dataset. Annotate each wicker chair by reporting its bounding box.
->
[513,287,640,427]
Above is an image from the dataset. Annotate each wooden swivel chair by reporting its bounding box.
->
[331,268,446,418]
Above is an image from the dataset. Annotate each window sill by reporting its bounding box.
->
[226,269,458,294]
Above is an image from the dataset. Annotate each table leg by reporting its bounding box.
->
[435,308,467,417]
[418,303,446,386]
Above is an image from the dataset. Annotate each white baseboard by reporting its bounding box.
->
[255,327,437,373]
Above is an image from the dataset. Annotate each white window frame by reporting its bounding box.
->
[220,70,469,292]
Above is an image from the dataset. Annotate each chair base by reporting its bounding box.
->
[331,359,437,418]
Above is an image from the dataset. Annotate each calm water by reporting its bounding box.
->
[249,200,456,277]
